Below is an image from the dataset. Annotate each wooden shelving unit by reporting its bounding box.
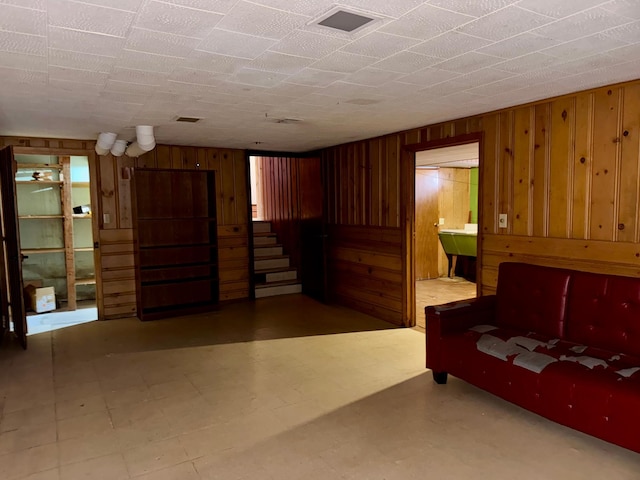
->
[133,169,219,320]
[16,155,96,310]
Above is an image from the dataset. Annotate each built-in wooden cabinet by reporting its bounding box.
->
[133,169,219,320]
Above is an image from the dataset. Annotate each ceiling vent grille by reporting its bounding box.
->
[317,10,375,32]
[273,118,302,124]
[176,117,200,123]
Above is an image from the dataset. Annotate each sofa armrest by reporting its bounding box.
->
[425,295,497,371]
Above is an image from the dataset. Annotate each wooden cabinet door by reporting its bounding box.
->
[0,146,27,348]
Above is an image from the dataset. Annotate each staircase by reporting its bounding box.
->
[253,221,302,298]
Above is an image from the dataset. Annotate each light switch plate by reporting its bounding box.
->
[439,217,445,225]
[498,213,507,228]
[103,213,111,224]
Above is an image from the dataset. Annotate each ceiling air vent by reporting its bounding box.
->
[176,117,200,123]
[273,118,302,124]
[317,10,375,32]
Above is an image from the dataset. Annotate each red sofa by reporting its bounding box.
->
[426,262,640,452]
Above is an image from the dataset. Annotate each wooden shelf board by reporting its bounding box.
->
[72,214,92,219]
[16,180,63,185]
[75,278,96,285]
[74,247,94,252]
[19,215,64,219]
[72,182,90,187]
[16,163,63,169]
[21,248,65,254]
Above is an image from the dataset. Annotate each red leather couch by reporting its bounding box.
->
[426,262,640,452]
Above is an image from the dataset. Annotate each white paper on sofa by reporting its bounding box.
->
[616,367,640,378]
[513,352,558,373]
[507,336,548,352]
[559,355,608,369]
[476,334,528,361]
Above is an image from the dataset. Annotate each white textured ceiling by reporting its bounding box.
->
[0,0,639,152]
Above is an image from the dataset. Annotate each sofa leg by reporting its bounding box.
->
[432,371,448,384]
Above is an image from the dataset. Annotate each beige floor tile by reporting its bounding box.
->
[59,453,129,480]
[114,414,174,451]
[133,461,199,480]
[0,404,56,433]
[58,430,120,466]
[103,385,152,410]
[55,394,107,420]
[1,294,640,480]
[0,421,57,455]
[57,410,113,441]
[54,380,102,403]
[22,468,60,480]
[0,442,58,480]
[123,437,188,477]
[149,379,199,400]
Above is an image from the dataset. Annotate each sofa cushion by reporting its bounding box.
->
[566,271,640,358]
[495,263,571,338]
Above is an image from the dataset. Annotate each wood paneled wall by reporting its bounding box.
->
[322,79,640,325]
[327,225,404,325]
[130,146,249,303]
[0,137,250,320]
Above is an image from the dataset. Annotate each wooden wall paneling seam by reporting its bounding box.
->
[512,107,533,236]
[613,88,624,242]
[533,104,550,237]
[482,115,499,235]
[548,97,575,238]
[616,86,638,243]
[498,111,514,235]
[590,88,620,241]
[573,92,594,239]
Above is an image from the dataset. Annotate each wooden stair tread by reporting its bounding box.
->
[255,279,301,288]
[254,255,289,261]
[254,244,282,248]
[253,232,276,237]
[254,266,296,274]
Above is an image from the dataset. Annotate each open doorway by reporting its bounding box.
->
[414,143,479,329]
[248,154,325,300]
[15,153,98,334]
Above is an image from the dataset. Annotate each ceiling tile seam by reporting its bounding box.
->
[120,48,189,62]
[131,26,203,42]
[0,27,45,38]
[235,0,313,20]
[69,0,142,14]
[151,0,233,15]
[48,48,119,60]
[46,25,126,39]
[517,3,636,22]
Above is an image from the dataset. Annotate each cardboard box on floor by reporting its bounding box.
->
[24,284,56,313]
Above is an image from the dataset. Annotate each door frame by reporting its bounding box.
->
[12,146,104,321]
[401,133,484,327]
[245,150,326,302]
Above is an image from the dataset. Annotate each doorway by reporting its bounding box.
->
[248,154,326,301]
[15,152,98,334]
[413,142,479,329]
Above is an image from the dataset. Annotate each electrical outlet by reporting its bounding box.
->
[498,213,507,228]
[439,217,445,225]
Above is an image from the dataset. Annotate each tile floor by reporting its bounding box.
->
[1,294,639,479]
[415,277,477,330]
